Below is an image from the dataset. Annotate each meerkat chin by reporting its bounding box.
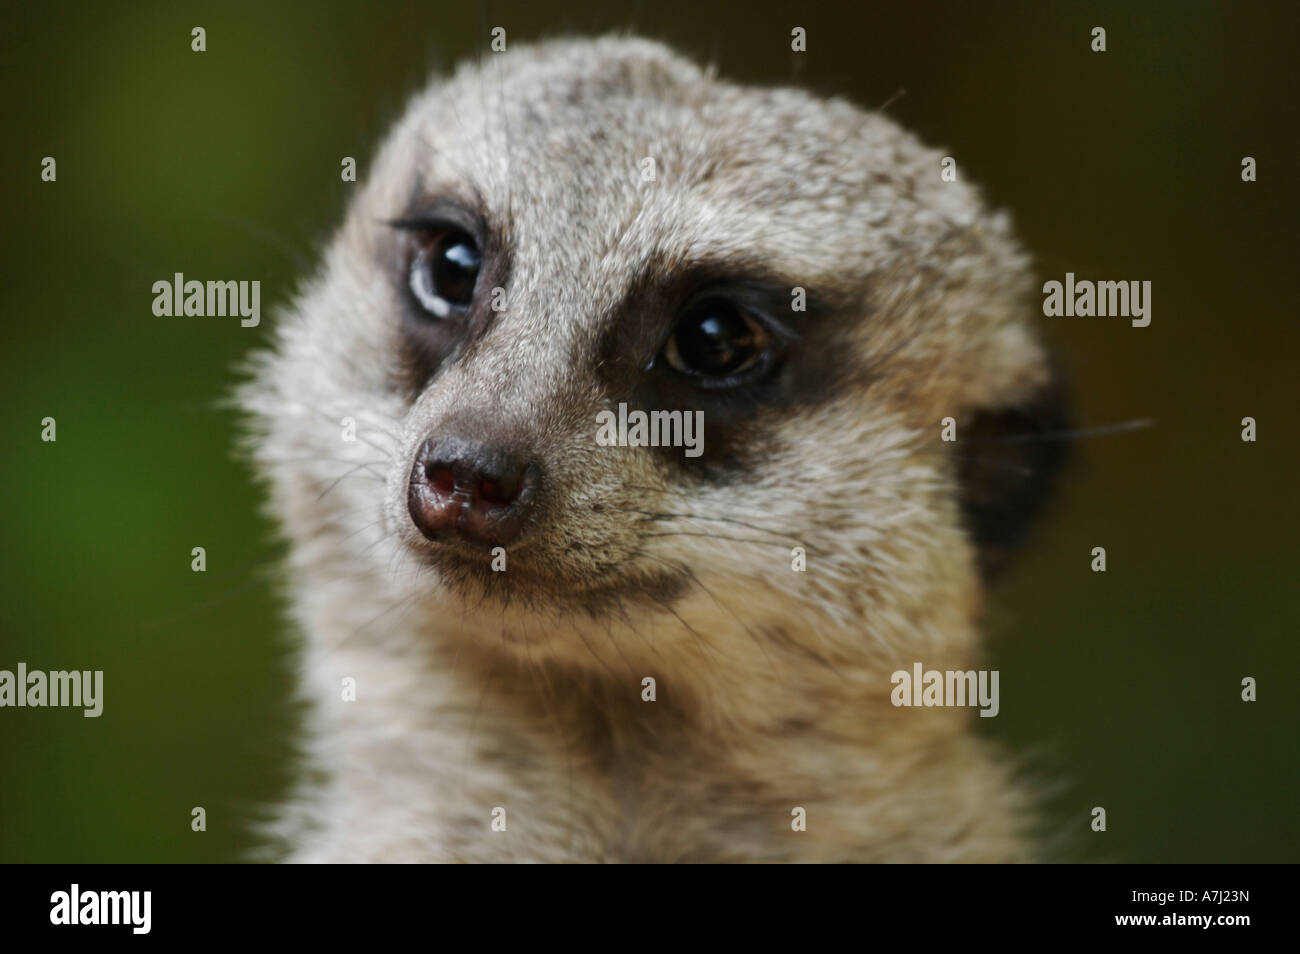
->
[240,35,1068,862]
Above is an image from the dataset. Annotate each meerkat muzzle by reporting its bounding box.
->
[407,435,539,548]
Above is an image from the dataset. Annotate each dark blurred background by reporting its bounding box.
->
[2,0,1296,862]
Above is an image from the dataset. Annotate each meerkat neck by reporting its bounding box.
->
[288,575,1018,861]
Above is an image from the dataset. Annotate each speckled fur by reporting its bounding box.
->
[240,36,1051,862]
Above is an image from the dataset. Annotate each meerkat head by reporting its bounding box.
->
[243,36,1065,671]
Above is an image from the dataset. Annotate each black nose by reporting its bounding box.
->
[407,437,539,548]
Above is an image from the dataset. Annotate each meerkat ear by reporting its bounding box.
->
[954,354,1071,581]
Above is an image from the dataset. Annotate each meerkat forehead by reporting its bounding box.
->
[374,37,998,305]
[249,36,1065,656]
[336,37,1045,418]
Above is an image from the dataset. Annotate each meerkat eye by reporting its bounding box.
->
[663,297,774,384]
[408,228,481,317]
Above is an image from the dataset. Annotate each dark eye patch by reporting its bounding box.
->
[594,258,855,482]
[383,195,511,398]
[597,261,805,390]
[407,227,482,315]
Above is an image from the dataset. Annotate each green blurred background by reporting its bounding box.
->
[2,0,1296,862]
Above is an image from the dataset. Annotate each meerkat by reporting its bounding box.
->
[240,35,1067,862]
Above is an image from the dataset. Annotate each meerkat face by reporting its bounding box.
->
[245,37,1065,665]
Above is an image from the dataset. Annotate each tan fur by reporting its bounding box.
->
[241,36,1049,862]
